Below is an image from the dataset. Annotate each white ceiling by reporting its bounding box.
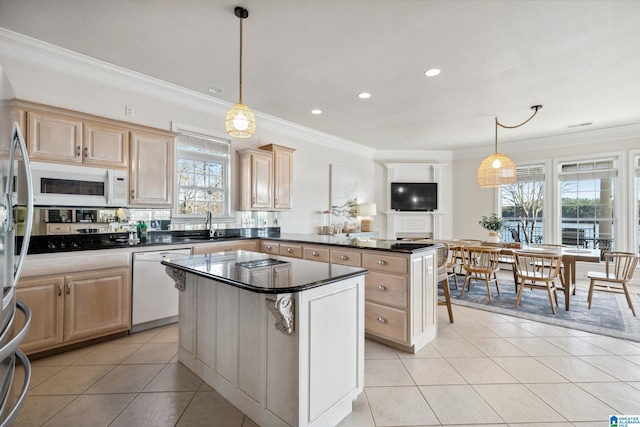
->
[1,0,639,151]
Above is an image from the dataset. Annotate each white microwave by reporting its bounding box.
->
[18,161,128,207]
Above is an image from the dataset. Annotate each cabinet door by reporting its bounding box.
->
[129,130,174,206]
[64,268,131,342]
[273,147,294,210]
[15,276,65,354]
[83,121,129,168]
[251,151,273,209]
[27,111,83,163]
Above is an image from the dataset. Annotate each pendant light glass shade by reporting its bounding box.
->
[226,7,255,138]
[476,152,517,187]
[225,102,255,138]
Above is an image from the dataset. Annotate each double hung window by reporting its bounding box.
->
[500,164,545,245]
[175,133,231,217]
[558,157,617,250]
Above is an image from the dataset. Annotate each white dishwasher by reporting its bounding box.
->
[131,249,191,333]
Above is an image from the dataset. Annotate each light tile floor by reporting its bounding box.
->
[12,303,640,426]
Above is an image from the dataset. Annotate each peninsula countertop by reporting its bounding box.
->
[162,250,369,294]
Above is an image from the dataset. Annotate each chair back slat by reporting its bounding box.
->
[603,252,640,281]
[461,246,501,273]
[514,251,563,280]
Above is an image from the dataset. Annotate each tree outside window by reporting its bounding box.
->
[500,165,544,245]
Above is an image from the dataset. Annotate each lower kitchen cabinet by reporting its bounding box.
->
[191,240,259,255]
[15,267,131,355]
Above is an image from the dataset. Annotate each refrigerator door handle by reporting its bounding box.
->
[10,123,34,284]
[0,300,31,362]
[0,349,30,427]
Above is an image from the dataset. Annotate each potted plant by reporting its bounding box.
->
[478,213,504,242]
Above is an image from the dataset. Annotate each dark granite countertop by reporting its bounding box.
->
[19,228,440,255]
[162,250,368,294]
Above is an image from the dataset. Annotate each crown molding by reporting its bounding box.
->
[454,122,640,160]
[0,27,376,157]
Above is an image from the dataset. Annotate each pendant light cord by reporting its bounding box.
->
[494,105,542,153]
[238,16,244,103]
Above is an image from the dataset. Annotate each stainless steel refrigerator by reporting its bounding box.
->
[0,64,34,426]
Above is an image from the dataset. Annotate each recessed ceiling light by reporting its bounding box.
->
[424,69,441,77]
[358,92,372,99]
[311,109,322,115]
[208,87,223,94]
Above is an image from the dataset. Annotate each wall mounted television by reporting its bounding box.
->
[390,182,438,212]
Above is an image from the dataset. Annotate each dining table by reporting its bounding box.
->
[423,239,601,311]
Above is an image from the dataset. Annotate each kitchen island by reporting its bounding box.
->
[162,250,368,427]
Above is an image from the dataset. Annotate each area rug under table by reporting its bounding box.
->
[446,277,640,343]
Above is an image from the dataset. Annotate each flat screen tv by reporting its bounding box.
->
[390,182,438,212]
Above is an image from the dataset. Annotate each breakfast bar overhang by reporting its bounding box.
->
[163,250,368,427]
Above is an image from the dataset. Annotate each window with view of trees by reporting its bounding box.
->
[558,158,616,250]
[500,164,545,244]
[175,133,230,216]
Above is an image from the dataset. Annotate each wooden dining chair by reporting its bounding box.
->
[587,252,639,316]
[437,244,454,323]
[459,246,502,301]
[446,243,461,290]
[514,251,563,314]
[529,244,572,294]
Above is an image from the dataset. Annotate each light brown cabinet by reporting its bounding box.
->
[237,148,273,210]
[83,121,129,168]
[237,144,295,211]
[129,129,175,207]
[27,110,83,163]
[26,111,129,168]
[191,240,259,255]
[260,144,295,210]
[15,267,131,355]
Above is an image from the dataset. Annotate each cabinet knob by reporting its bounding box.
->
[376,317,388,324]
[287,248,293,253]
[340,255,349,260]
[377,285,387,292]
[76,145,81,156]
[378,260,387,265]
[312,251,319,256]
[131,189,135,199]
[84,146,88,157]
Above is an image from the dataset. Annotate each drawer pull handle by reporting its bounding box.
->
[66,283,71,295]
[84,146,88,157]
[287,248,293,253]
[340,255,349,260]
[377,285,387,291]
[266,245,272,250]
[58,284,62,296]
[76,145,81,156]
[312,251,319,256]
[376,317,388,324]
[378,260,387,265]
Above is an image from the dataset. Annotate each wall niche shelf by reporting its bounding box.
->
[384,163,448,240]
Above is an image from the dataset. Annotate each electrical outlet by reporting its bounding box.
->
[125,105,134,116]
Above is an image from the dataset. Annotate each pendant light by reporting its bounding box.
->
[476,105,542,188]
[225,6,255,138]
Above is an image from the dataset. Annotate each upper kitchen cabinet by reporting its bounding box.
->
[25,105,129,169]
[237,148,273,210]
[27,110,83,164]
[82,121,129,168]
[129,129,175,207]
[260,144,295,210]
[237,144,295,211]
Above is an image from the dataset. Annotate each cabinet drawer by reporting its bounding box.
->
[362,253,407,274]
[47,224,71,235]
[365,272,407,309]
[260,241,280,255]
[280,243,302,258]
[303,246,330,263]
[330,249,362,267]
[365,302,408,344]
